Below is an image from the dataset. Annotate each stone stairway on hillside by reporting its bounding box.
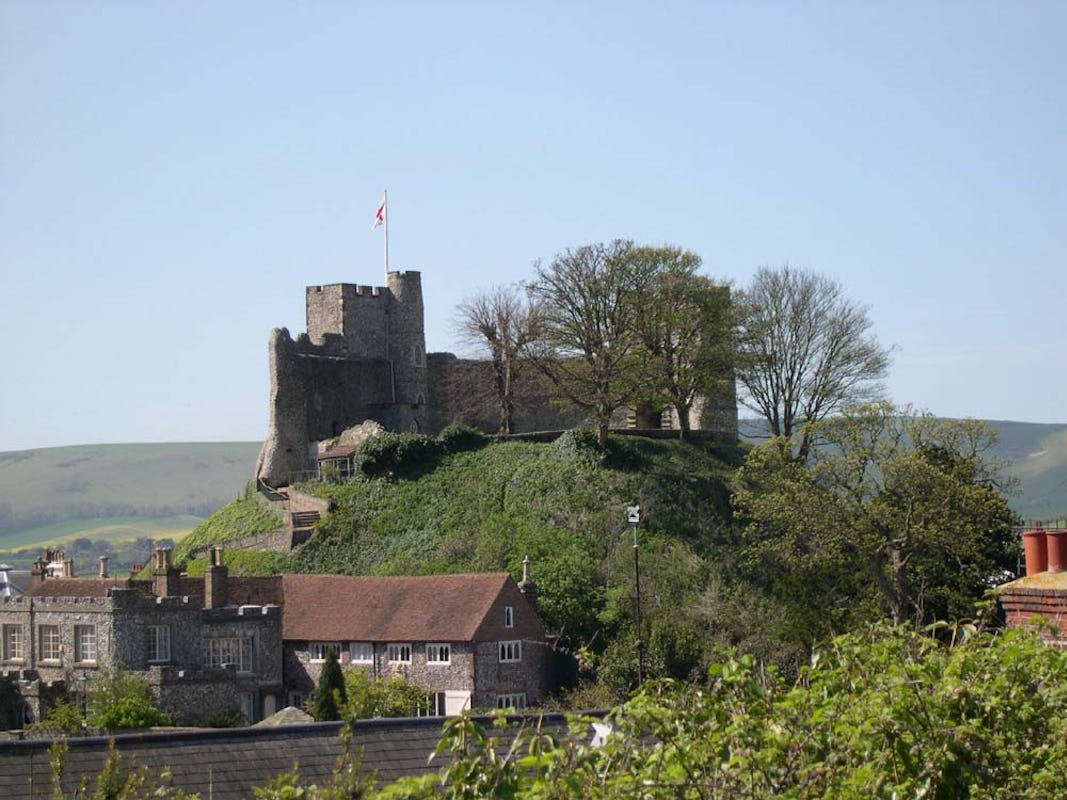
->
[290,510,321,546]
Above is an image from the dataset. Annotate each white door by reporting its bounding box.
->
[444,691,471,716]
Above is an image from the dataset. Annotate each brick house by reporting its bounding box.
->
[280,568,550,715]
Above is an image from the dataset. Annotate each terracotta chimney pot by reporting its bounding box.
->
[1047,529,1067,574]
[1023,523,1048,576]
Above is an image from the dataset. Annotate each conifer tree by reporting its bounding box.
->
[310,647,346,721]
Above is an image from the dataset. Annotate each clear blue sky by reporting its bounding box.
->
[2,1,1064,452]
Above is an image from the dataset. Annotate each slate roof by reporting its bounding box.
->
[0,713,591,800]
[280,573,515,642]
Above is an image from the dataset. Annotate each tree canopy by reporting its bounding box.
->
[733,404,1020,634]
[735,265,891,461]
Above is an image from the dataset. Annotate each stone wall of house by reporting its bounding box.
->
[472,639,550,709]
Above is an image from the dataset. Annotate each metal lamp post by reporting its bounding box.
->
[626,504,644,685]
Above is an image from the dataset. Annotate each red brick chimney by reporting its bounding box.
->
[204,546,228,609]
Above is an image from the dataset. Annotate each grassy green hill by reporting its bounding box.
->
[0,442,261,552]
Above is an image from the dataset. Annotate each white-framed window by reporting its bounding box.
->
[350,642,374,663]
[1,624,24,661]
[499,640,522,663]
[504,606,514,628]
[39,625,60,662]
[203,636,253,672]
[147,625,171,663]
[423,692,447,717]
[496,693,527,710]
[308,642,341,662]
[387,643,412,664]
[74,625,96,663]
[425,643,451,664]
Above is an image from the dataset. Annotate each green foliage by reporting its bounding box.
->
[182,548,290,577]
[52,740,196,799]
[734,405,1021,639]
[310,648,347,721]
[438,421,490,454]
[86,668,170,730]
[175,483,284,561]
[354,433,445,479]
[253,729,375,799]
[380,625,1067,799]
[297,434,741,679]
[34,699,84,734]
[343,670,428,719]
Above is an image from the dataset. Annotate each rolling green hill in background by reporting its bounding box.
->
[0,418,1064,562]
[0,442,261,565]
[738,419,1067,522]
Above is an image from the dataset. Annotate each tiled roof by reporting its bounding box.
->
[25,578,148,598]
[280,573,514,642]
[0,713,591,800]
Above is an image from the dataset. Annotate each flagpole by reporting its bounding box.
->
[383,189,390,274]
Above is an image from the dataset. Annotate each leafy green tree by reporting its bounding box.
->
[343,670,427,719]
[525,239,657,446]
[86,669,170,730]
[310,647,347,721]
[630,246,733,436]
[735,265,891,461]
[734,404,1020,631]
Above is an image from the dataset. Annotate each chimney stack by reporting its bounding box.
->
[152,547,181,597]
[204,546,228,609]
[99,556,109,578]
[518,554,538,608]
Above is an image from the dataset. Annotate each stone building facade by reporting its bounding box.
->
[0,548,282,726]
[280,570,551,714]
[1,549,556,726]
[256,269,739,487]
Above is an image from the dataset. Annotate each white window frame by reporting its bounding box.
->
[387,643,412,664]
[425,643,451,664]
[203,636,254,672]
[74,625,96,663]
[39,625,61,662]
[496,693,527,710]
[1,624,24,662]
[504,606,514,628]
[308,641,341,662]
[499,640,522,663]
[147,625,171,663]
[350,642,374,663]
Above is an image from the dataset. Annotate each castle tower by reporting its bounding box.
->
[384,271,429,432]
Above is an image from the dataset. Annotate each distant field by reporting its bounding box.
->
[0,441,260,539]
[0,516,199,554]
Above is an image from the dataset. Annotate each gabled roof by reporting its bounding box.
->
[280,572,517,642]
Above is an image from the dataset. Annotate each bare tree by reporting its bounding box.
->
[525,239,655,446]
[454,284,534,434]
[735,265,890,461]
[631,246,734,437]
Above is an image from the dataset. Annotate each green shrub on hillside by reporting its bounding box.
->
[174,483,284,561]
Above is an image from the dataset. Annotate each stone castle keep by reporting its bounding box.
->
[256,269,737,487]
